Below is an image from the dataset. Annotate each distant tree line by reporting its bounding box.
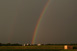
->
[0,43,77,46]
[45,44,77,45]
[0,43,22,46]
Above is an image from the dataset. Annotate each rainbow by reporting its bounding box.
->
[32,0,51,44]
[8,0,22,42]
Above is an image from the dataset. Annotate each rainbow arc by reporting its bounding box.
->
[32,0,51,44]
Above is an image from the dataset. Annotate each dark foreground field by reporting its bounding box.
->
[0,49,77,51]
[0,45,77,51]
[0,46,64,49]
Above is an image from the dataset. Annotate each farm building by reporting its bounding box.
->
[64,45,73,49]
[37,44,41,46]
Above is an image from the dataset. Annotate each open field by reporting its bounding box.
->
[0,49,77,51]
[0,45,64,49]
[0,45,77,49]
[0,49,60,51]
[0,45,77,51]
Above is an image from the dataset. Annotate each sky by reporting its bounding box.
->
[0,0,77,44]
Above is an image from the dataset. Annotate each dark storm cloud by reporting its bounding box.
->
[0,0,77,44]
[36,0,77,44]
[0,0,48,44]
